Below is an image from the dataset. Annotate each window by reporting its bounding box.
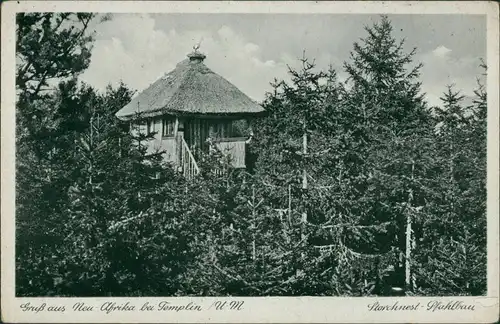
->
[138,122,147,135]
[147,119,154,135]
[210,121,233,139]
[162,118,175,137]
[221,121,233,138]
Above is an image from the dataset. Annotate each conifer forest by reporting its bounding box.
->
[15,13,488,297]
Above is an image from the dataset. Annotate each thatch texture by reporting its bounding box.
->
[115,55,265,121]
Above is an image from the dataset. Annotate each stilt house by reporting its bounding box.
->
[115,46,265,178]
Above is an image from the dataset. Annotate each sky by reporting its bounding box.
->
[79,13,486,107]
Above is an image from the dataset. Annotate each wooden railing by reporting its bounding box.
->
[181,137,200,180]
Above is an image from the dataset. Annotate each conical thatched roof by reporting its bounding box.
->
[115,50,265,121]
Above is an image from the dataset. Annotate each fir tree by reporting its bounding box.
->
[340,15,439,294]
[15,13,97,295]
[414,79,487,296]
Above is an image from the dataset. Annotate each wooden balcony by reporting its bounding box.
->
[213,137,247,169]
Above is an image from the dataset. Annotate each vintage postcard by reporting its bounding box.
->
[1,1,499,323]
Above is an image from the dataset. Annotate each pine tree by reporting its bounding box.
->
[414,77,487,295]
[15,81,103,296]
[58,84,196,296]
[181,170,346,296]
[340,15,439,294]
[248,53,393,296]
[16,81,194,296]
[15,13,97,295]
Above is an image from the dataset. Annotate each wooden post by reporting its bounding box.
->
[362,101,366,123]
[89,114,93,185]
[300,118,307,263]
[302,118,308,223]
[405,161,415,292]
[252,185,256,261]
[174,117,180,167]
[288,184,292,226]
[412,224,417,292]
[405,211,412,290]
[173,117,179,138]
[118,137,122,158]
[136,102,142,150]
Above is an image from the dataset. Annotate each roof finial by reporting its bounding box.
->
[187,39,206,62]
[194,37,203,51]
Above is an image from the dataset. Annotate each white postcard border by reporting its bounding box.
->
[1,1,499,323]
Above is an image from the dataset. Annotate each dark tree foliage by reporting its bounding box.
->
[16,13,94,95]
[15,13,97,254]
[15,13,97,295]
[413,82,487,295]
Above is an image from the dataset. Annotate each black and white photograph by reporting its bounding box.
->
[2,1,499,323]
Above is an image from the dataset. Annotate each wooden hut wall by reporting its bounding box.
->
[134,117,177,164]
[184,118,212,153]
[135,116,255,167]
[185,118,253,144]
